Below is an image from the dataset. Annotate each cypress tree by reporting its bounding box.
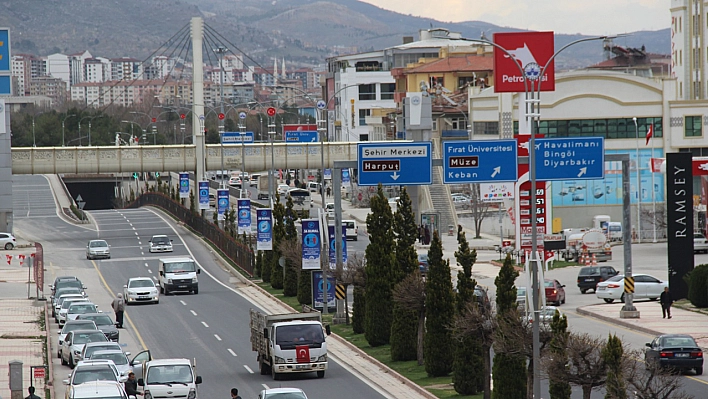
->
[390,188,419,361]
[453,232,484,394]
[270,196,285,289]
[364,185,396,346]
[602,334,627,399]
[261,250,272,283]
[492,254,527,399]
[297,270,312,305]
[352,285,366,334]
[283,196,298,296]
[424,231,455,376]
[255,250,263,278]
[549,310,572,399]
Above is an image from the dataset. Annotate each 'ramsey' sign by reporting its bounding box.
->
[666,152,694,299]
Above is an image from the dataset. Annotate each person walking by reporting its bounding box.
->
[660,286,673,319]
[230,388,242,399]
[25,386,41,399]
[424,225,431,246]
[124,372,143,396]
[111,293,126,328]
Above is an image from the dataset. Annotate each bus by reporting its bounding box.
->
[286,188,313,218]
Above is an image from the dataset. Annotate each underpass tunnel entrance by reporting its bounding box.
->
[64,182,120,210]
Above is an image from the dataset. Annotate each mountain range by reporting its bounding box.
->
[3,0,670,69]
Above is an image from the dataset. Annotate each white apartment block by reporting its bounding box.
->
[111,58,142,81]
[46,53,70,86]
[11,55,29,95]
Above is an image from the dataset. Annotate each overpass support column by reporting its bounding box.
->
[191,17,206,181]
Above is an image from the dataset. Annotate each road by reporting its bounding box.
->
[13,175,389,399]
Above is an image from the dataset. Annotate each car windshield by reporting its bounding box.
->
[89,241,108,248]
[275,324,324,346]
[164,261,196,273]
[606,275,624,282]
[661,336,698,347]
[146,365,193,384]
[69,304,97,314]
[62,300,87,310]
[84,315,113,326]
[418,254,428,262]
[56,288,82,298]
[152,237,170,245]
[72,368,117,384]
[263,392,307,399]
[58,295,84,305]
[544,280,554,288]
[73,332,108,344]
[92,353,128,365]
[344,221,355,228]
[129,280,155,288]
[86,345,119,357]
[579,267,600,276]
[62,322,95,334]
[56,280,83,291]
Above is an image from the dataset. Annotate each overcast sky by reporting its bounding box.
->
[360,0,670,35]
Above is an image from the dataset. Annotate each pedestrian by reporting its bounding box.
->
[25,386,41,399]
[457,224,462,241]
[660,286,673,319]
[230,388,242,399]
[326,186,331,197]
[111,293,125,328]
[424,225,431,246]
[418,225,424,244]
[124,372,143,396]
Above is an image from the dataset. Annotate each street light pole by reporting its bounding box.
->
[32,118,36,147]
[633,117,642,243]
[62,114,75,147]
[214,46,228,189]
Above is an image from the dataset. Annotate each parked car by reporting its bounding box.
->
[63,360,121,387]
[66,380,128,399]
[695,232,708,254]
[0,232,16,250]
[86,240,110,260]
[544,279,566,306]
[54,293,88,319]
[81,341,124,362]
[645,334,703,375]
[595,273,668,303]
[58,298,91,326]
[66,302,99,323]
[148,235,173,253]
[76,313,119,342]
[209,193,216,207]
[525,306,564,325]
[51,277,86,297]
[576,265,619,294]
[259,387,309,399]
[123,277,160,304]
[325,203,335,218]
[60,330,108,368]
[418,253,429,274]
[57,320,97,358]
[89,350,132,379]
[452,195,470,209]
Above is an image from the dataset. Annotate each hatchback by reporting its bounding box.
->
[60,330,108,368]
[544,279,566,306]
[148,235,173,253]
[123,277,160,304]
[645,334,703,375]
[576,265,618,293]
[57,320,97,357]
[595,273,667,303]
[0,232,16,250]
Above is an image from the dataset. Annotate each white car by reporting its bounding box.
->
[148,235,173,253]
[229,176,242,187]
[277,184,290,196]
[695,232,708,254]
[57,320,97,358]
[258,387,309,399]
[123,277,160,304]
[60,329,108,368]
[58,298,91,326]
[525,306,564,325]
[66,302,99,322]
[89,350,132,379]
[343,219,358,241]
[63,360,121,388]
[55,293,88,320]
[0,232,16,250]
[595,273,668,303]
[86,239,110,260]
[67,381,128,399]
[81,341,124,362]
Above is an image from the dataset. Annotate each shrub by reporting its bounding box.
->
[687,264,708,307]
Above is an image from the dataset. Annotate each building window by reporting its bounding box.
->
[473,122,499,135]
[380,83,395,100]
[685,115,702,137]
[358,84,376,101]
[450,117,466,130]
[359,109,371,126]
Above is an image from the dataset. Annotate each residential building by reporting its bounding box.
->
[69,51,92,86]
[111,57,142,81]
[29,76,67,104]
[11,55,31,95]
[46,53,71,86]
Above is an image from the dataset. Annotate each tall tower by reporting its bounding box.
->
[671,0,705,99]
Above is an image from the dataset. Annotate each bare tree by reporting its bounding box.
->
[451,301,496,399]
[331,251,366,287]
[469,184,492,239]
[640,203,667,237]
[624,349,695,399]
[541,332,607,399]
[392,272,425,365]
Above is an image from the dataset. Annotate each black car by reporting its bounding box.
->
[645,334,703,375]
[77,313,119,342]
[576,265,618,293]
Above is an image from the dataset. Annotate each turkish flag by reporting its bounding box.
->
[296,345,310,363]
[544,250,554,261]
[645,124,653,145]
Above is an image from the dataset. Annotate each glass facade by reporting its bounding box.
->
[514,117,663,139]
[685,116,702,137]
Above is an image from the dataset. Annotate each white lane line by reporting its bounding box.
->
[201,321,209,328]
[214,334,222,341]
[190,310,197,316]
[141,252,144,255]
[126,220,130,223]
[227,349,237,357]
[138,241,142,245]
[147,269,152,274]
[132,227,136,230]
[134,232,138,236]
[144,263,149,267]
[243,365,254,374]
[152,276,158,281]
[180,300,187,306]
[261,384,270,390]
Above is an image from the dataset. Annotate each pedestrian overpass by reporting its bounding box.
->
[11,142,363,174]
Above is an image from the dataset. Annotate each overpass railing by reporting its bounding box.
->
[128,192,254,276]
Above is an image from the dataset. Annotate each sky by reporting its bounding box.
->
[359,0,670,35]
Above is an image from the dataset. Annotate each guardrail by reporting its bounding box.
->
[127,192,255,276]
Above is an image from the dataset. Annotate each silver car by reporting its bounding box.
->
[58,298,91,326]
[60,330,108,368]
[54,293,87,321]
[148,235,173,253]
[66,302,99,323]
[81,341,124,362]
[63,360,121,388]
[86,240,111,260]
[0,232,16,250]
[57,320,97,358]
[123,277,160,304]
[89,350,132,379]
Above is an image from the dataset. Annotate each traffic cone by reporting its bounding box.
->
[584,252,590,266]
[592,253,597,266]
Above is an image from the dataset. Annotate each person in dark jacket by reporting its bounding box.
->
[423,225,431,245]
[660,286,673,319]
[124,372,142,396]
[25,386,41,399]
[230,388,242,399]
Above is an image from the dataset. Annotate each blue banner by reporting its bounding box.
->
[179,173,190,198]
[312,271,336,311]
[342,169,350,185]
[217,189,229,221]
[328,225,348,266]
[237,199,251,234]
[324,169,332,180]
[256,209,273,251]
[301,219,321,270]
[198,181,210,210]
[0,30,9,72]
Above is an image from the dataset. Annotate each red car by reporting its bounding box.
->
[544,279,566,306]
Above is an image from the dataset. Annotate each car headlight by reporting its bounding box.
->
[73,349,81,355]
[317,354,327,362]
[187,388,196,399]
[191,277,198,283]
[274,356,286,364]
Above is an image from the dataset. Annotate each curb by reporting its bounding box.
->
[44,301,54,390]
[575,306,662,337]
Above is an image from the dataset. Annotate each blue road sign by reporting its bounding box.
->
[316,100,326,110]
[221,132,254,143]
[0,76,10,95]
[443,140,518,183]
[179,173,190,199]
[0,29,9,72]
[238,111,247,119]
[285,131,318,142]
[198,181,210,210]
[357,142,432,186]
[534,137,605,181]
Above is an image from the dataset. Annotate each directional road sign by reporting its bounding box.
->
[75,194,86,210]
[357,142,432,186]
[221,132,254,143]
[534,137,605,181]
[285,131,318,142]
[316,100,326,110]
[443,140,518,183]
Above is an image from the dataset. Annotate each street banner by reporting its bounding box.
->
[256,209,273,251]
[328,225,347,266]
[301,219,321,270]
[493,31,555,93]
[179,173,189,198]
[198,181,209,210]
[342,169,351,185]
[312,271,336,311]
[324,169,332,180]
[481,183,514,202]
[217,189,229,221]
[237,199,251,234]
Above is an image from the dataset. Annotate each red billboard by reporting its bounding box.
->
[493,31,555,93]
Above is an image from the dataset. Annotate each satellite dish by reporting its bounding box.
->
[279,256,286,267]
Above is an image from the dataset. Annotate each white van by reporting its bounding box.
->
[307,182,321,192]
[343,220,358,241]
[138,358,202,399]
[325,203,335,218]
[158,257,200,295]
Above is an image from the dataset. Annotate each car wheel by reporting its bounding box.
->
[259,359,271,375]
[562,296,566,304]
[696,367,703,375]
[4,242,13,250]
[649,297,658,301]
[272,362,280,380]
[317,370,325,378]
[61,353,68,365]
[620,293,625,303]
[154,300,159,305]
[193,289,198,295]
[354,237,358,241]
[57,349,61,358]
[69,355,75,368]
[603,298,615,304]
[580,289,587,294]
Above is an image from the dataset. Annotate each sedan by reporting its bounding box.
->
[123,277,160,304]
[60,330,108,368]
[525,306,564,325]
[0,232,16,250]
[544,279,566,306]
[77,313,119,342]
[81,342,125,362]
[596,273,668,303]
[57,298,90,325]
[277,184,290,196]
[259,388,309,399]
[89,350,131,378]
[66,302,99,322]
[54,293,87,319]
[86,240,110,260]
[695,232,708,254]
[148,235,173,253]
[63,360,121,387]
[645,334,703,375]
[57,320,97,357]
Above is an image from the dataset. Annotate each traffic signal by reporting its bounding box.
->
[132,172,139,179]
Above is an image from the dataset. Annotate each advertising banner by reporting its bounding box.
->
[324,169,332,180]
[480,183,515,202]
[666,152,694,299]
[198,181,210,210]
[179,173,190,198]
[342,169,351,185]
[217,189,229,221]
[493,31,555,93]
[311,271,336,311]
[328,225,347,266]
[237,199,251,234]
[256,209,273,251]
[301,219,321,270]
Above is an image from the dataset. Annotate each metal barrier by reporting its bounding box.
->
[128,193,254,276]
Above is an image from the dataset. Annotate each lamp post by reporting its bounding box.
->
[78,116,94,146]
[32,117,36,147]
[633,117,642,243]
[88,115,105,146]
[62,114,75,147]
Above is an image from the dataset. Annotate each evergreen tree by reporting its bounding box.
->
[352,285,366,334]
[283,196,299,296]
[549,310,572,399]
[270,196,285,289]
[453,232,484,394]
[255,250,263,279]
[492,254,527,399]
[261,251,272,283]
[390,188,419,361]
[602,334,627,399]
[424,231,455,377]
[364,185,396,346]
[297,270,312,305]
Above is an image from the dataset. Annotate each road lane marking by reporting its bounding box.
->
[190,310,197,316]
[138,242,142,245]
[132,227,136,230]
[144,263,148,267]
[227,349,237,357]
[261,384,269,389]
[134,232,138,236]
[201,321,209,328]
[147,269,152,274]
[214,334,222,341]
[180,300,187,306]
[243,365,254,374]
